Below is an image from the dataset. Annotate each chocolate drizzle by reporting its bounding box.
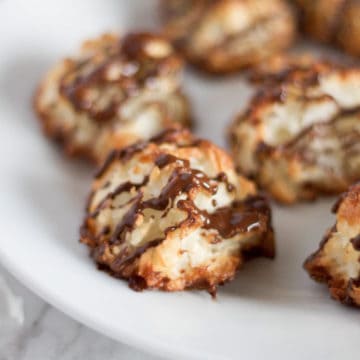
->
[155,153,183,168]
[351,234,360,251]
[216,172,235,192]
[60,58,128,122]
[59,32,181,122]
[93,151,269,268]
[95,142,147,179]
[202,205,265,238]
[110,194,143,245]
[108,163,219,248]
[103,157,268,269]
[90,176,150,218]
[144,167,218,211]
[107,193,269,271]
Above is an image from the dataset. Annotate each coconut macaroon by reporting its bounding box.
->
[229,58,360,203]
[34,32,191,163]
[304,183,360,306]
[80,127,274,294]
[295,0,360,57]
[295,0,347,43]
[159,0,296,74]
[336,0,360,57]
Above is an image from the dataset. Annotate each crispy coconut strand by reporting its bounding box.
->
[34,32,191,163]
[160,0,296,74]
[294,0,360,57]
[80,127,274,294]
[229,57,360,203]
[304,183,360,306]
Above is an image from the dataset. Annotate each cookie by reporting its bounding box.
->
[295,0,360,57]
[229,57,360,203]
[304,183,360,306]
[80,127,274,294]
[34,32,191,163]
[160,0,296,74]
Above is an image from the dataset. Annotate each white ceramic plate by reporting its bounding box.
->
[1,1,359,359]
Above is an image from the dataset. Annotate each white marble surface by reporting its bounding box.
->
[0,266,159,360]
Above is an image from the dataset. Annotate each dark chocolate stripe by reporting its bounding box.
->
[95,142,147,179]
[107,164,268,265]
[110,193,143,245]
[109,165,219,245]
[351,234,360,251]
[60,32,181,122]
[90,176,150,218]
[108,194,270,271]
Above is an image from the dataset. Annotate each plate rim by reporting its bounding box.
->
[0,249,207,360]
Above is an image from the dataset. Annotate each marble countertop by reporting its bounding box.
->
[0,266,159,360]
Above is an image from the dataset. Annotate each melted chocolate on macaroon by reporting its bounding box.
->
[351,234,360,251]
[59,33,182,122]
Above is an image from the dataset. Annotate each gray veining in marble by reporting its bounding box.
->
[0,266,160,360]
